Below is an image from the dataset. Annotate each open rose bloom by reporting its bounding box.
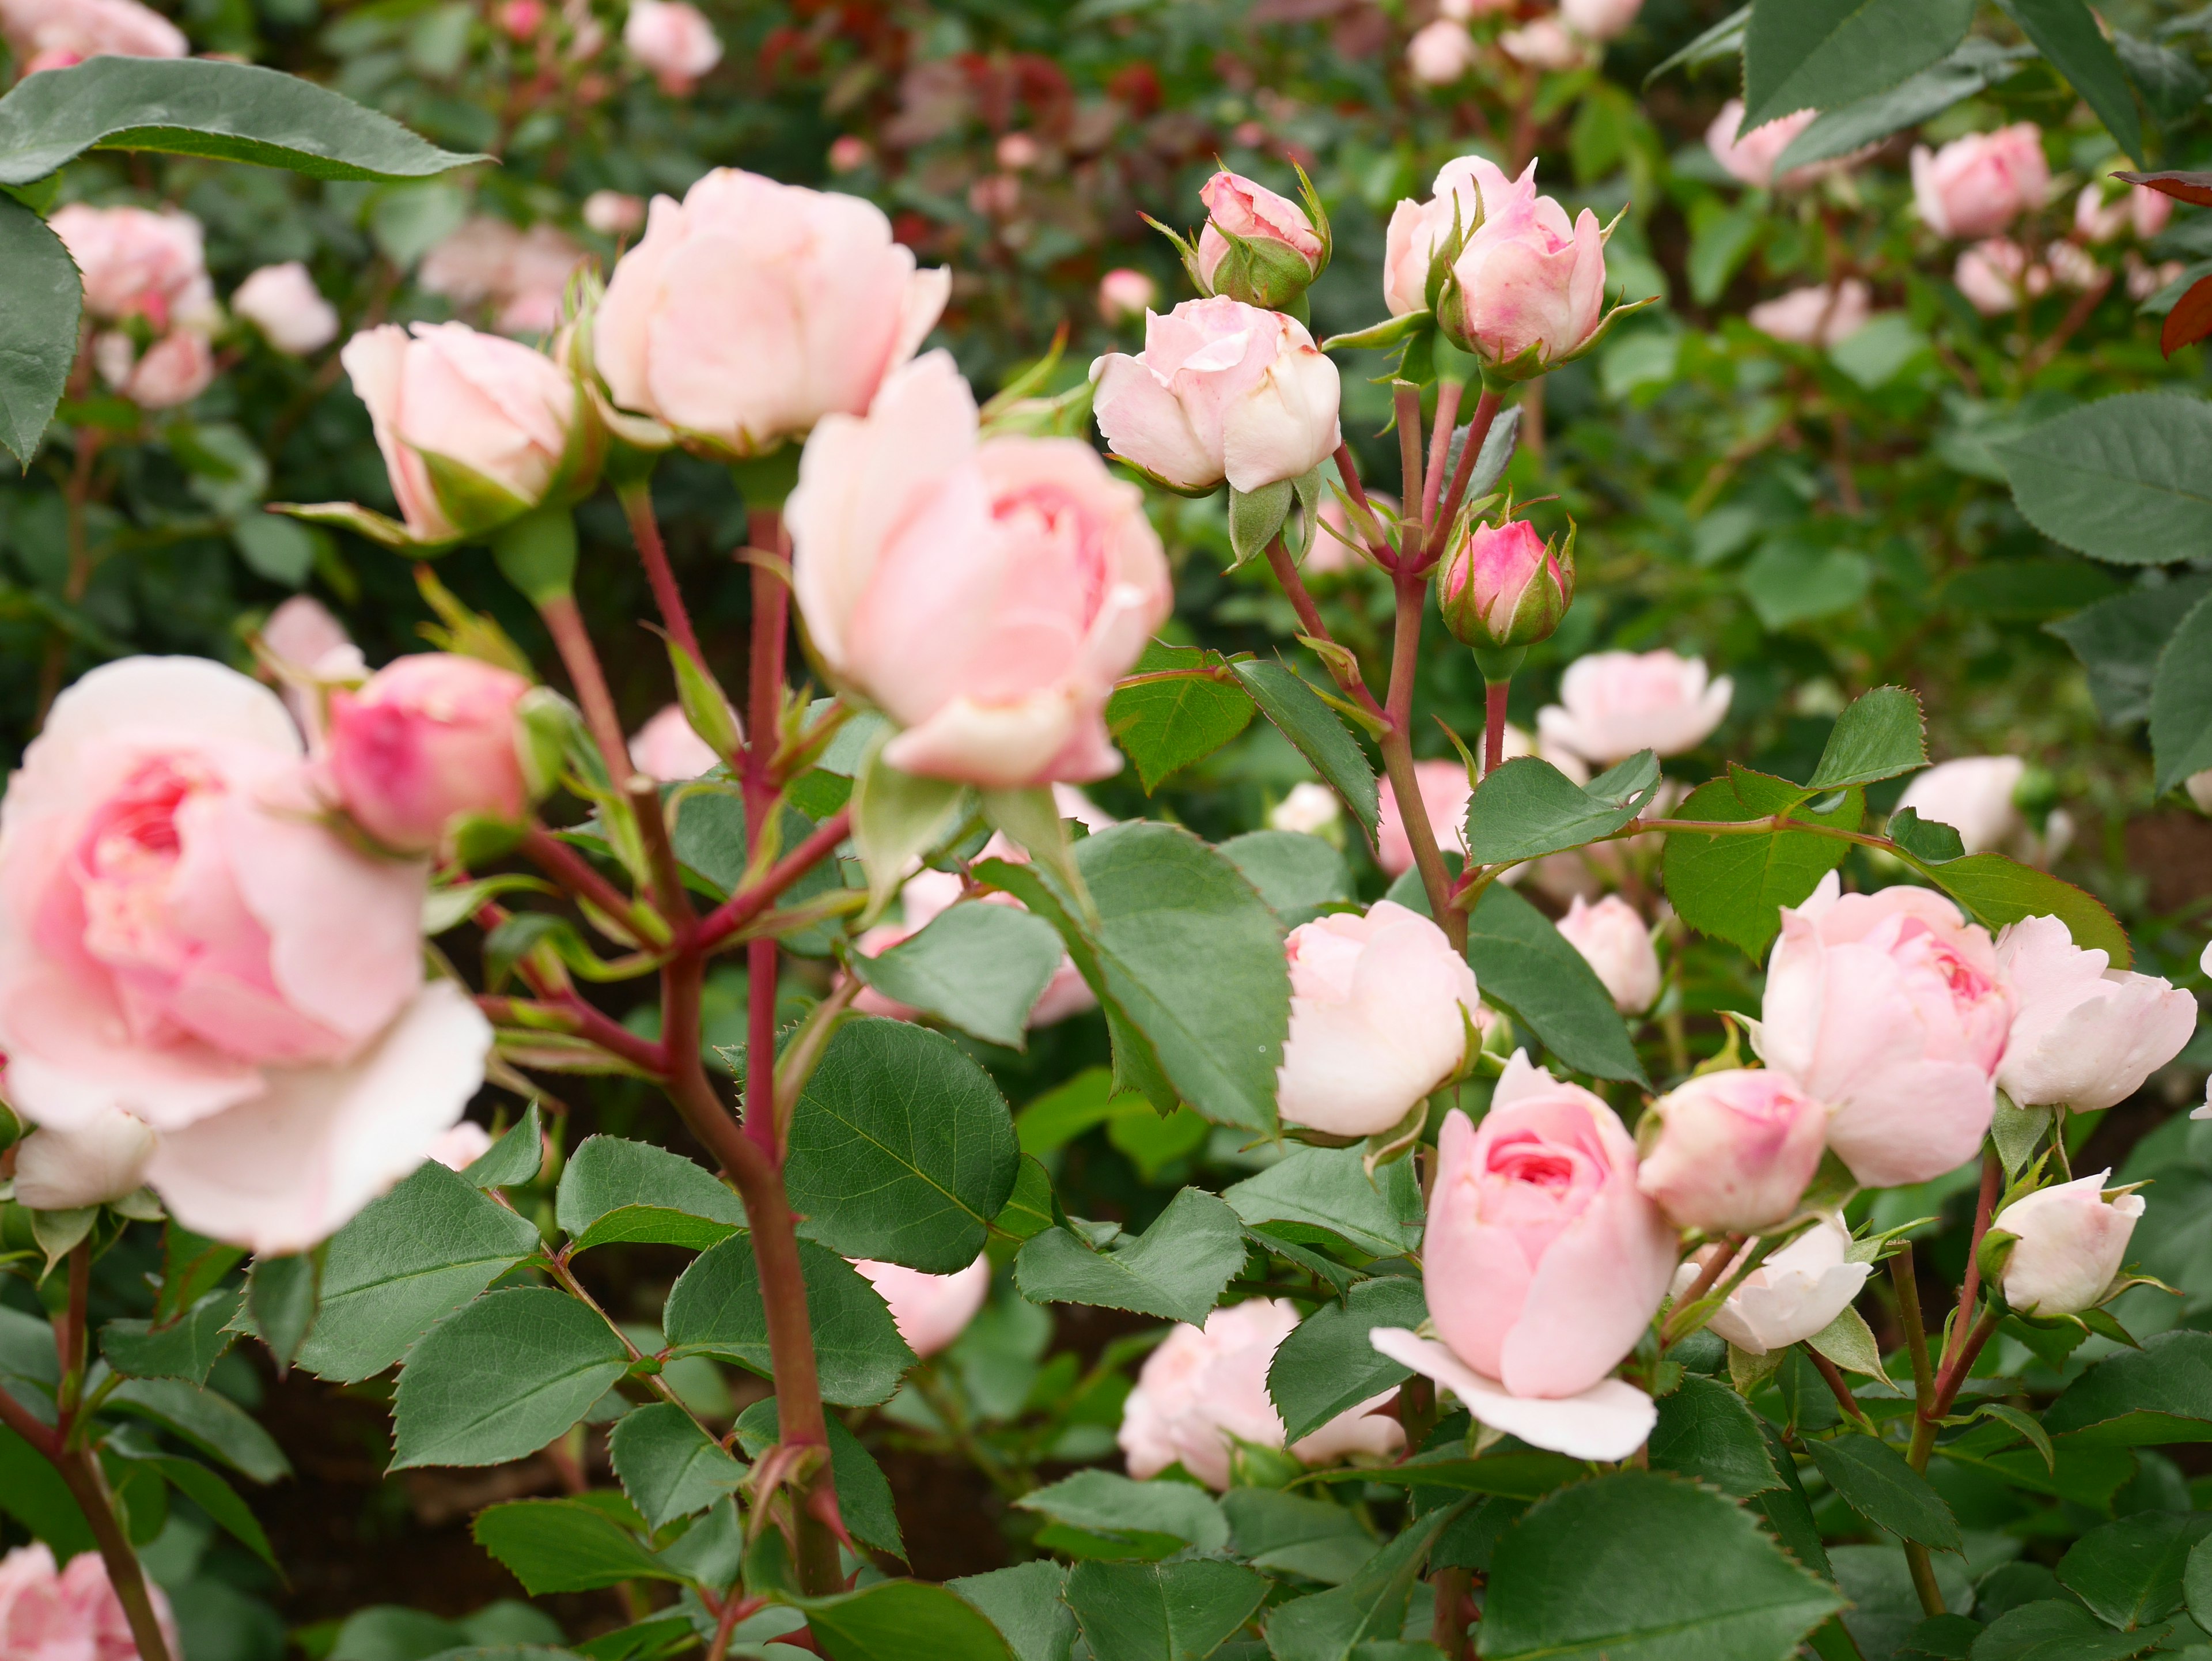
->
[0,1543,177,1661]
[1536,648,1731,767]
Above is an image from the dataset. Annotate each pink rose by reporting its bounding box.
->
[1992,1170,2143,1316]
[1894,755,2070,865]
[789,353,1171,787]
[630,703,724,782]
[583,190,647,238]
[0,0,184,66]
[1912,124,2048,240]
[1637,1068,1825,1233]
[1561,0,1642,40]
[49,205,214,331]
[103,329,215,411]
[340,322,583,543]
[1195,171,1326,308]
[596,169,949,459]
[2076,179,2172,244]
[232,262,339,356]
[1758,873,2012,1187]
[0,1542,178,1661]
[851,1254,991,1357]
[427,1121,493,1170]
[0,657,489,1251]
[12,1107,155,1210]
[491,225,589,338]
[827,135,871,174]
[325,653,534,854]
[1555,894,1660,1015]
[1092,297,1342,494]
[1405,20,1476,86]
[1097,267,1157,326]
[1423,1053,1678,1398]
[623,0,721,92]
[1499,18,1586,70]
[1535,648,1732,767]
[1119,1298,1404,1490]
[1953,239,2047,316]
[1376,758,1471,877]
[1276,900,1482,1137]
[1748,281,1872,347]
[1994,915,2196,1113]
[1705,100,1820,190]
[419,216,525,308]
[1437,516,1573,651]
[1677,1219,1870,1353]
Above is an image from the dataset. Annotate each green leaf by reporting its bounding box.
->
[951,1563,1077,1661]
[1908,854,2132,967]
[2150,590,2212,795]
[1997,394,2212,566]
[1016,1471,1229,1554]
[100,1291,241,1385]
[0,56,488,185]
[298,1160,543,1384]
[785,1017,1020,1272]
[800,1579,1017,1661]
[1802,1434,1961,1552]
[1968,1601,2162,1661]
[2046,576,2212,728]
[1219,831,1352,929]
[1741,0,1975,130]
[107,1378,291,1484]
[2058,1512,2212,1630]
[1065,1558,1269,1661]
[1462,752,1661,867]
[1773,39,2028,173]
[327,1606,472,1661]
[993,1155,1058,1244]
[2188,1534,2212,1637]
[1647,1376,1782,1499]
[464,1103,546,1189]
[1267,1277,1427,1445]
[1888,809,1966,865]
[1106,646,1257,792]
[0,194,81,465]
[1740,542,1874,630]
[1974,1402,2054,1473]
[849,902,1066,1049]
[1479,1473,1842,1661]
[1264,1507,1451,1661]
[1830,1546,1974,1658]
[1996,0,2143,165]
[0,1427,94,1559]
[556,1135,748,1255]
[1465,884,1647,1085]
[1328,1451,1585,1501]
[389,1287,630,1469]
[247,1252,320,1372]
[1222,1489,1377,1585]
[850,739,973,921]
[1752,1422,1832,1580]
[472,1499,684,1593]
[1805,1305,1890,1383]
[1015,1186,1248,1324]
[1932,1421,2133,1509]
[663,1235,915,1408]
[1229,661,1380,841]
[1808,686,1927,790]
[733,1398,904,1559]
[607,1402,746,1532]
[2043,1332,2212,1445]
[134,1455,278,1572]
[1223,1147,1423,1258]
[1661,768,1861,958]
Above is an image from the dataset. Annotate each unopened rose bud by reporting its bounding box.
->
[233,262,340,357]
[326,653,536,854]
[1991,1170,2143,1316]
[1637,1068,1826,1234]
[1097,267,1157,326]
[1268,780,1341,837]
[852,1255,991,1357]
[1438,515,1574,653]
[1427,158,1610,379]
[13,1110,156,1210]
[1561,0,1642,41]
[1406,20,1476,86]
[1554,894,1658,1015]
[1194,171,1329,311]
[1678,1219,1871,1354]
[623,0,722,94]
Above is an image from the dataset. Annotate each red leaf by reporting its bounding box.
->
[2161,274,2212,357]
[2116,169,2212,207]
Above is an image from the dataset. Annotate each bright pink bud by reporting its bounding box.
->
[1438,516,1575,650]
[1195,171,1328,309]
[327,654,533,853]
[1636,1068,1827,1234]
[498,0,545,39]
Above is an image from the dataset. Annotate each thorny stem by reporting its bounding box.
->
[1945,1151,2001,1378]
[1431,1565,1472,1661]
[621,479,706,668]
[1806,1348,1873,1431]
[1263,538,1385,722]
[1421,380,1464,532]
[521,826,645,937]
[1889,1246,1937,1422]
[1395,383,1426,561]
[1329,442,1395,567]
[1381,567,1462,949]
[475,993,668,1076]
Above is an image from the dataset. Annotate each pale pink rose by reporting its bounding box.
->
[1555,894,1660,1015]
[623,0,721,92]
[1748,281,1872,347]
[852,1254,991,1357]
[1536,649,1730,767]
[789,353,1171,788]
[1994,915,2196,1113]
[1893,755,2070,865]
[49,205,214,331]
[1091,297,1341,494]
[1276,900,1482,1137]
[259,597,364,742]
[1562,0,1641,40]
[826,135,871,174]
[1406,20,1476,86]
[1097,267,1157,326]
[340,322,580,543]
[2076,178,2172,244]
[630,703,725,781]
[115,330,215,411]
[420,216,525,307]
[1400,156,1604,373]
[596,169,949,458]
[0,0,184,66]
[1705,100,1821,190]
[1195,171,1325,307]
[1268,781,1341,836]
[1676,1219,1871,1353]
[1758,873,2012,1188]
[495,226,589,336]
[1912,124,2048,240]
[1637,1068,1825,1233]
[1425,1052,1678,1398]
[12,1107,155,1209]
[1956,239,2048,315]
[996,133,1040,170]
[1376,758,1471,876]
[0,1542,179,1661]
[325,653,533,854]
[1438,517,1572,651]
[1993,1169,2142,1316]
[427,1120,493,1170]
[583,190,647,237]
[2129,253,2187,303]
[233,262,339,356]
[1119,1298,1404,1490]
[2046,240,2107,294]
[0,658,489,1251]
[1498,18,1586,70]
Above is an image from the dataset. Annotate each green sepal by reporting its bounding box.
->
[1228,479,1295,569]
[1320,310,1431,353]
[729,445,802,512]
[267,499,423,550]
[667,641,742,767]
[490,506,579,607]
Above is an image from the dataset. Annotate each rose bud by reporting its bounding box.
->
[1758,874,2012,1188]
[1192,170,1330,311]
[1637,1069,1826,1234]
[1499,19,1586,70]
[1993,915,2196,1113]
[1562,0,1642,41]
[1991,1170,2144,1317]
[1275,901,1483,1137]
[1911,124,2049,240]
[326,653,536,854]
[1405,20,1477,86]
[1748,281,1872,348]
[0,1543,179,1661]
[108,330,216,411]
[1091,296,1342,494]
[1377,758,1472,877]
[852,1255,991,1358]
[1535,648,1732,767]
[630,703,722,782]
[1269,780,1342,837]
[1555,894,1660,1016]
[596,169,949,459]
[1438,514,1575,653]
[1119,1297,1403,1490]
[622,0,722,94]
[232,262,340,357]
[49,204,215,331]
[1097,267,1158,326]
[12,1108,156,1210]
[1705,100,1821,191]
[1423,1053,1677,1398]
[1677,1219,1872,1354]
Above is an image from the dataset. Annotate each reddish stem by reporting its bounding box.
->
[621,480,705,668]
[1421,379,1463,533]
[1330,442,1396,568]
[1394,382,1426,554]
[1262,539,1386,722]
[540,592,633,784]
[520,826,638,934]
[1423,389,1504,570]
[694,808,853,953]
[1482,682,1509,778]
[1945,1150,2001,1375]
[475,993,669,1075]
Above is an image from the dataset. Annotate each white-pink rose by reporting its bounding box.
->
[1994,915,2196,1114]
[1759,873,2012,1187]
[789,353,1171,788]
[1705,100,1820,190]
[596,169,949,458]
[1992,1169,2143,1316]
[11,1107,156,1210]
[1679,1219,1872,1353]
[0,0,184,66]
[325,653,535,854]
[1912,124,2048,240]
[426,1121,493,1171]
[583,190,648,238]
[49,205,215,331]
[1954,240,2047,316]
[1637,1068,1826,1233]
[1748,281,1872,347]
[852,1254,991,1357]
[1406,20,1476,86]
[1405,157,1606,373]
[1536,648,1732,767]
[1555,894,1660,1015]
[1894,755,2071,865]
[0,657,490,1252]
[1091,296,1342,493]
[630,703,724,782]
[233,262,339,356]
[623,0,721,92]
[1562,0,1642,40]
[0,1542,177,1661]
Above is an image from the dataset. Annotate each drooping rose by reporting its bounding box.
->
[1705,101,1821,190]
[1562,0,1642,40]
[0,657,490,1252]
[0,1542,178,1661]
[49,205,215,331]
[1637,1068,1826,1233]
[11,1107,155,1210]
[1405,20,1477,86]
[232,262,339,356]
[1911,125,2048,240]
[1437,516,1574,651]
[1678,1219,1872,1354]
[1376,758,1471,877]
[1759,873,2012,1188]
[630,703,723,782]
[623,0,721,93]
[595,169,949,458]
[1119,1298,1404,1490]
[1097,267,1158,326]
[1536,649,1732,767]
[1894,755,2071,866]
[0,0,184,69]
[1555,894,1660,1015]
[1091,297,1342,493]
[1994,915,2196,1113]
[1992,1170,2143,1317]
[583,190,648,238]
[1748,281,1872,347]
[1275,901,1482,1137]
[325,653,535,854]
[852,1254,992,1357]
[1195,171,1327,309]
[789,352,1171,788]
